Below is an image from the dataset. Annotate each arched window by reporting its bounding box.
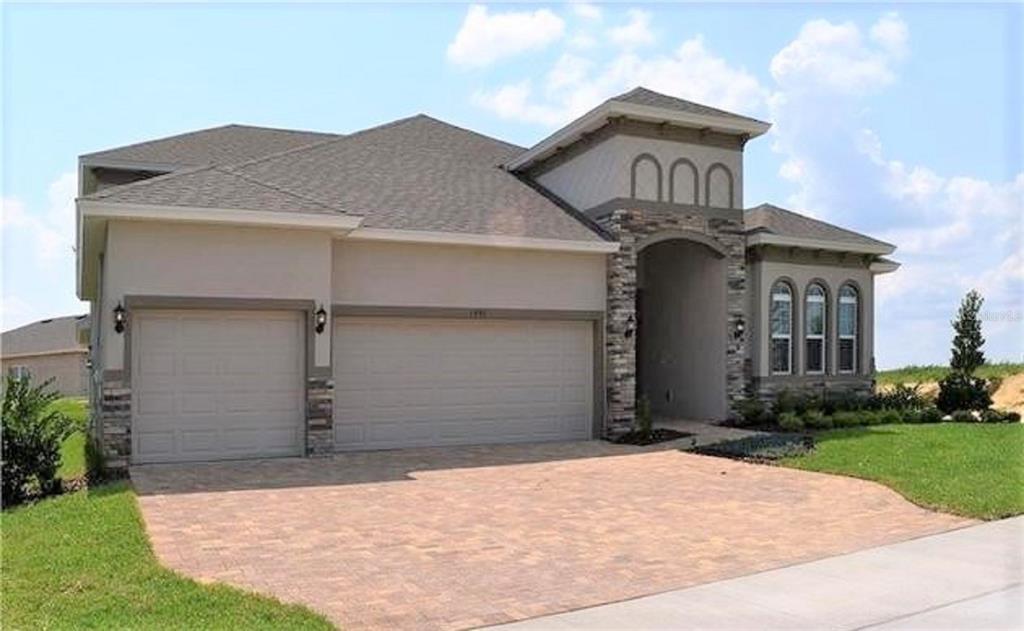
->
[769,281,793,374]
[838,284,858,373]
[805,283,827,374]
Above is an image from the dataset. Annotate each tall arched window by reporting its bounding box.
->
[805,283,827,374]
[769,281,793,374]
[838,284,858,373]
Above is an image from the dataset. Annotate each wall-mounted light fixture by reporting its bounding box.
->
[624,313,636,339]
[113,303,126,334]
[733,319,745,341]
[314,305,327,334]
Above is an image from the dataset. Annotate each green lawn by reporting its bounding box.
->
[782,423,1024,520]
[0,483,333,630]
[876,362,1024,386]
[49,397,89,481]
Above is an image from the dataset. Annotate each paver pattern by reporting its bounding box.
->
[132,441,970,631]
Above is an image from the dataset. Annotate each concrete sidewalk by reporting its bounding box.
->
[492,516,1023,630]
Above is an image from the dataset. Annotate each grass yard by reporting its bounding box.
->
[0,483,333,630]
[782,423,1024,520]
[48,397,89,480]
[876,361,1024,386]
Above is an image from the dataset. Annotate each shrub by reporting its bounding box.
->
[822,390,868,414]
[936,373,992,413]
[877,408,902,425]
[950,409,976,423]
[979,409,1021,424]
[832,410,864,428]
[636,395,653,440]
[735,398,771,427]
[919,406,944,423]
[1004,410,1022,423]
[778,411,804,431]
[773,389,802,415]
[874,383,927,411]
[2,376,76,506]
[802,409,833,430]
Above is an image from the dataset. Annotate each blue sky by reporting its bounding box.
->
[2,2,1021,368]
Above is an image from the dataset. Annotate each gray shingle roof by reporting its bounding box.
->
[80,124,340,168]
[2,314,88,355]
[610,87,768,126]
[84,116,606,243]
[745,203,894,251]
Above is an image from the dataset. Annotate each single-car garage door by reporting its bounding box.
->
[132,310,305,464]
[333,317,594,451]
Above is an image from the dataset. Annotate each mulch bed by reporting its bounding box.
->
[613,428,694,446]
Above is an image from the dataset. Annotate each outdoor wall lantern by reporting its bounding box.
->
[314,305,328,334]
[113,303,126,334]
[624,313,636,339]
[733,319,745,341]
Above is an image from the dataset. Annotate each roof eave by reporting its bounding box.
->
[746,232,896,256]
[508,101,771,172]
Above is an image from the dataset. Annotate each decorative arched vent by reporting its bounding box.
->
[630,154,663,201]
[669,158,699,205]
[705,163,734,208]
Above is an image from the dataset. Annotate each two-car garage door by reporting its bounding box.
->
[332,317,594,451]
[131,310,594,463]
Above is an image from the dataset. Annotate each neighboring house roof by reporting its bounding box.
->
[1,314,88,357]
[745,204,895,255]
[84,115,606,243]
[612,87,769,126]
[80,124,340,169]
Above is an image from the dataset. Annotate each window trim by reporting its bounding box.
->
[769,280,794,375]
[838,283,859,374]
[8,365,30,381]
[804,282,827,375]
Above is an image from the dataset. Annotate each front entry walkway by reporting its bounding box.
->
[132,442,969,630]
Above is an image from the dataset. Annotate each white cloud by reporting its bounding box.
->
[1,171,77,264]
[608,9,655,48]
[447,5,565,68]
[1,170,86,331]
[473,34,766,128]
[570,1,602,21]
[770,14,906,95]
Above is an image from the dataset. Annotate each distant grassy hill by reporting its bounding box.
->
[877,362,1024,386]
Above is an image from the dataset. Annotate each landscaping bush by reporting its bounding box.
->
[778,411,804,431]
[950,409,976,423]
[979,409,1021,424]
[874,383,927,411]
[919,406,944,424]
[936,373,992,413]
[735,398,771,427]
[802,409,833,430]
[822,390,868,414]
[2,376,77,506]
[832,410,864,428]
[877,408,902,425]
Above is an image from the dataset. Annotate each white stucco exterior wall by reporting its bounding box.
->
[332,240,607,311]
[536,135,743,211]
[101,221,333,369]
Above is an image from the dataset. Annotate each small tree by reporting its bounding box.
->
[937,290,992,413]
[950,289,986,375]
[2,376,76,506]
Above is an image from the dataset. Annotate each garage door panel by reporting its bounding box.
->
[132,310,305,464]
[334,317,593,451]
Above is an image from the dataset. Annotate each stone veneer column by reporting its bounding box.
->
[98,371,131,474]
[596,206,751,431]
[306,373,334,455]
[597,209,638,435]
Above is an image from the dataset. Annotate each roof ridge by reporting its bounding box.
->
[215,166,346,215]
[218,114,427,174]
[414,114,526,154]
[223,123,340,137]
[745,202,894,248]
[79,124,237,160]
[610,85,768,126]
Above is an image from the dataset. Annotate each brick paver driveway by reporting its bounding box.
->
[132,441,969,630]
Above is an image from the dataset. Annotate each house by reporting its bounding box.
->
[76,87,898,470]
[1,314,90,396]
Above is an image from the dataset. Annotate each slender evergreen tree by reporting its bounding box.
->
[950,289,986,375]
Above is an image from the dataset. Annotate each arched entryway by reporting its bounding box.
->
[636,233,728,420]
